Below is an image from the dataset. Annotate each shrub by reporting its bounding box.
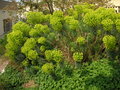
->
[34,59,120,90]
[5,3,120,69]
[0,66,24,89]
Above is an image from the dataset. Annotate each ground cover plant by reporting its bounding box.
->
[2,3,120,90]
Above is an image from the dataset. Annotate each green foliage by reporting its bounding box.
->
[52,50,63,63]
[0,66,24,89]
[83,11,102,26]
[40,45,46,52]
[12,21,31,36]
[26,12,45,24]
[41,63,54,74]
[21,38,36,56]
[73,52,83,62]
[28,50,38,60]
[5,4,120,75]
[38,37,46,44]
[45,50,63,63]
[74,3,94,14]
[64,16,79,30]
[53,10,64,18]
[50,16,63,31]
[115,19,120,32]
[103,35,116,50]
[45,50,53,61]
[6,30,24,59]
[33,59,120,90]
[29,29,39,37]
[22,59,29,66]
[101,19,113,31]
[76,36,85,45]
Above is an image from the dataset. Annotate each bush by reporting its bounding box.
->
[5,3,120,74]
[0,66,24,90]
[33,59,120,90]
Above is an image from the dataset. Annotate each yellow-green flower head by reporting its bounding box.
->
[40,45,46,52]
[76,36,85,45]
[103,35,116,50]
[38,37,46,44]
[73,52,83,62]
[42,63,54,74]
[28,50,38,60]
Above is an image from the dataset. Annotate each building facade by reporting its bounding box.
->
[108,0,120,13]
[0,1,17,36]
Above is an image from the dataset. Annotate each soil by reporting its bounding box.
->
[22,80,38,88]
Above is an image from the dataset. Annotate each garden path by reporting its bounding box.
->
[0,57,9,74]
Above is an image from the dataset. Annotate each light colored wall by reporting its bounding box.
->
[0,10,17,36]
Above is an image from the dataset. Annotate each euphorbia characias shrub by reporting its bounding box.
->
[5,3,120,69]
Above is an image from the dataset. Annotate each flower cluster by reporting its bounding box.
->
[101,19,113,31]
[12,21,31,36]
[45,50,63,63]
[115,19,120,33]
[42,63,54,74]
[76,36,85,45]
[21,38,36,56]
[28,50,38,60]
[103,35,116,50]
[64,16,79,30]
[38,37,46,44]
[27,12,45,24]
[73,52,83,62]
